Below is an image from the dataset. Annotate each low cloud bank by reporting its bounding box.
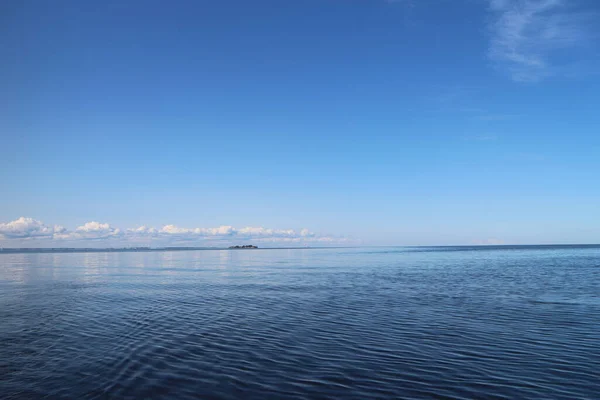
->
[0,217,345,246]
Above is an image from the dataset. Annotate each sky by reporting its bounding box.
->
[1,0,600,247]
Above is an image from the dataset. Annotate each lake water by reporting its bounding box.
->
[1,246,599,399]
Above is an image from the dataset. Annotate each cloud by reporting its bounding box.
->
[74,221,121,239]
[0,217,344,246]
[300,228,315,237]
[148,225,319,241]
[487,0,593,82]
[127,225,158,235]
[50,221,122,240]
[0,217,60,239]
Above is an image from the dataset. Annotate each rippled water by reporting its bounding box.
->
[1,246,599,399]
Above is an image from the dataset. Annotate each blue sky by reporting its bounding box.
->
[1,0,599,246]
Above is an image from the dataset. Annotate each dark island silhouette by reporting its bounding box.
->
[228,245,258,249]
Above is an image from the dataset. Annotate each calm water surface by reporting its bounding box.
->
[1,246,599,399]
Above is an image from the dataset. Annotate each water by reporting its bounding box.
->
[1,246,599,399]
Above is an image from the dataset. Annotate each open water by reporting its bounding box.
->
[1,246,599,399]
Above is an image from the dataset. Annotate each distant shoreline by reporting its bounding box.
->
[0,246,348,255]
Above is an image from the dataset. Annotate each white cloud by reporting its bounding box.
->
[202,226,235,236]
[300,228,315,237]
[0,217,57,239]
[160,224,190,235]
[148,224,316,240]
[76,221,119,235]
[487,0,592,81]
[236,227,299,238]
[0,217,344,246]
[54,225,67,234]
[53,221,122,240]
[127,225,158,235]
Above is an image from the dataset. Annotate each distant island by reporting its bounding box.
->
[228,245,258,249]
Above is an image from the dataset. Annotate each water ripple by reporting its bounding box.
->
[1,247,599,399]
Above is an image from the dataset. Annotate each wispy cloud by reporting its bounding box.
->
[487,0,593,82]
[0,217,347,246]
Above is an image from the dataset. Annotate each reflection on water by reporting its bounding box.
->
[1,246,599,399]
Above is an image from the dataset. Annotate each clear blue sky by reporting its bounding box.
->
[1,0,599,246]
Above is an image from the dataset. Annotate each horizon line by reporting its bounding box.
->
[1,244,600,255]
